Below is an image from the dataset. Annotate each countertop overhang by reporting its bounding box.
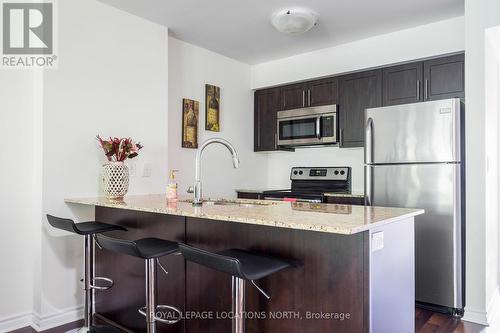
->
[65,194,424,235]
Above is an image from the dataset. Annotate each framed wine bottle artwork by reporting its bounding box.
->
[205,84,220,132]
[182,98,199,148]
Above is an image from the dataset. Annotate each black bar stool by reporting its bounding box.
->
[46,215,127,333]
[179,244,295,333]
[95,234,182,333]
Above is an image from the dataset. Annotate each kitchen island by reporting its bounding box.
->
[66,194,423,333]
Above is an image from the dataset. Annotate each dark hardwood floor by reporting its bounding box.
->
[7,310,486,332]
[416,309,486,333]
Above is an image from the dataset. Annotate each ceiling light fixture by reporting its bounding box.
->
[271,8,319,35]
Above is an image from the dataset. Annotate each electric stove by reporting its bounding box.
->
[262,167,352,203]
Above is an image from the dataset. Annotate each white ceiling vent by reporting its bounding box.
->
[271,8,319,35]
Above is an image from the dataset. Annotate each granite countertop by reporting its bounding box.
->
[65,194,423,235]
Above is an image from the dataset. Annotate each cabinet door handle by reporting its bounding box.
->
[302,90,305,107]
[339,128,344,147]
[416,80,420,100]
[316,116,321,139]
[308,89,311,106]
[424,79,429,100]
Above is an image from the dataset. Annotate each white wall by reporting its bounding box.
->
[489,27,500,291]
[485,26,500,325]
[251,16,465,89]
[0,71,36,330]
[168,37,268,198]
[1,0,169,330]
[463,0,500,325]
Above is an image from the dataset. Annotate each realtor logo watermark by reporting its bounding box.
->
[1,1,57,68]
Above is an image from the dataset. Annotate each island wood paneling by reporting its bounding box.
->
[94,207,369,333]
[185,217,369,333]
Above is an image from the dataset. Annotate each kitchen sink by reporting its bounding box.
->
[180,199,277,207]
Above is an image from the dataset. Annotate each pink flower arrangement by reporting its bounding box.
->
[97,135,143,162]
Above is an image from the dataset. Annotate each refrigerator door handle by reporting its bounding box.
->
[365,165,372,206]
[365,117,374,206]
[365,117,374,164]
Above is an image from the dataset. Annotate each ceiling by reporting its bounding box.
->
[99,0,464,65]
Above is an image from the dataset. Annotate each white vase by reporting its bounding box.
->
[102,161,129,200]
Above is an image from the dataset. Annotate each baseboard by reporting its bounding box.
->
[31,305,84,331]
[463,286,500,326]
[0,311,33,332]
[463,307,489,326]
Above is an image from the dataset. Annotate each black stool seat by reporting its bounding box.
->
[96,234,179,259]
[179,244,294,280]
[47,215,127,235]
[46,214,127,332]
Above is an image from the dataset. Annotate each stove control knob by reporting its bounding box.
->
[340,170,345,175]
[293,170,298,175]
[299,170,303,175]
[334,170,339,175]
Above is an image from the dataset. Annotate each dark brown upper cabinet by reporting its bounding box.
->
[339,70,382,148]
[281,78,338,110]
[254,87,280,152]
[423,54,465,101]
[281,83,308,110]
[383,62,423,106]
[383,54,464,105]
[308,78,339,107]
[255,53,464,152]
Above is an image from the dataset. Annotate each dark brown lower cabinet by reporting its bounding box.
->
[236,191,263,200]
[325,196,365,206]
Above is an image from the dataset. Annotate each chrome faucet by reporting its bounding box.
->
[188,138,240,205]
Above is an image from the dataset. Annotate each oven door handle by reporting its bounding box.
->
[316,116,321,139]
[264,197,322,203]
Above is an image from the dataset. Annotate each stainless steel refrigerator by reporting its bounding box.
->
[364,98,465,314]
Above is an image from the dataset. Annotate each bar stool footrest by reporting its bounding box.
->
[79,277,114,291]
[138,305,182,324]
[90,276,114,290]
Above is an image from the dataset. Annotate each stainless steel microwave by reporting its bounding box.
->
[277,104,337,147]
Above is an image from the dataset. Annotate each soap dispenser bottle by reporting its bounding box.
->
[166,169,179,202]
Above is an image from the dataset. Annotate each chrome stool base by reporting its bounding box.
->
[82,235,115,329]
[139,258,181,333]
[232,277,246,333]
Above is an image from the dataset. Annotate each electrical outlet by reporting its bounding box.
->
[129,162,137,177]
[372,231,384,252]
[143,162,152,177]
